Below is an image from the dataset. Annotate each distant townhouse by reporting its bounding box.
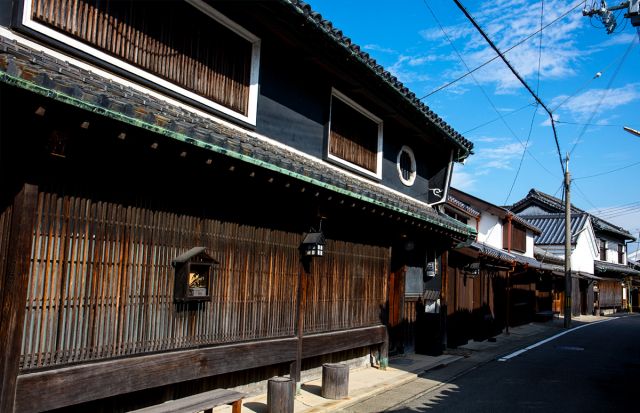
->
[509,189,639,316]
[442,188,558,347]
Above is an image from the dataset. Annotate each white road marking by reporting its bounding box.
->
[497,318,615,362]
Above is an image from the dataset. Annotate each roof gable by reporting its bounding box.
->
[510,189,634,241]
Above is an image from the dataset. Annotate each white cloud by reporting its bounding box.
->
[551,84,640,120]
[418,0,587,94]
[363,44,396,54]
[451,167,477,191]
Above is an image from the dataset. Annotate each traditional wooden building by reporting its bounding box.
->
[443,188,550,347]
[0,1,475,411]
[510,189,638,316]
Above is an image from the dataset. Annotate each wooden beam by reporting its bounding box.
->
[15,338,297,413]
[302,325,386,358]
[16,324,386,412]
[0,184,38,413]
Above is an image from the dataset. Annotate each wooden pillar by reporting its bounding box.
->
[0,184,38,413]
[291,261,308,390]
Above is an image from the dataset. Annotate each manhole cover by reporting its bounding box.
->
[556,345,584,351]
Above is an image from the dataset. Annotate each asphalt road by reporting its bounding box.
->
[389,315,640,412]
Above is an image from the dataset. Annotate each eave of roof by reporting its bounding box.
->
[283,0,473,159]
[594,260,640,277]
[510,189,634,241]
[450,188,541,234]
[446,195,481,218]
[0,37,476,241]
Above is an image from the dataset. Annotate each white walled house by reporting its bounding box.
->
[510,189,639,315]
[441,188,564,346]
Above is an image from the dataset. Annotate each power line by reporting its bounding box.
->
[452,0,565,175]
[573,160,640,180]
[504,104,540,205]
[462,102,536,134]
[503,0,545,206]
[555,120,625,127]
[420,0,584,99]
[572,181,599,210]
[568,35,637,156]
[422,0,557,181]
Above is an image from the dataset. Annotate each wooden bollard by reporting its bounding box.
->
[321,363,349,399]
[267,376,294,413]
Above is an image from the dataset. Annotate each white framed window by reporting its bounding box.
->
[22,0,261,125]
[327,88,383,179]
[396,145,417,186]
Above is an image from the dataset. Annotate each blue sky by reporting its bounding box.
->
[309,0,640,252]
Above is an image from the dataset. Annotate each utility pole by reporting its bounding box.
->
[564,154,572,328]
[624,126,640,137]
[583,1,640,33]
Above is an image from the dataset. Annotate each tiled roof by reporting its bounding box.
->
[469,241,514,263]
[0,36,476,241]
[284,0,473,158]
[520,213,590,245]
[459,242,561,271]
[449,188,541,234]
[446,195,481,217]
[594,260,640,277]
[510,189,635,241]
[534,247,565,266]
[511,252,563,272]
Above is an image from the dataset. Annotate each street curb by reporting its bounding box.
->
[304,370,420,412]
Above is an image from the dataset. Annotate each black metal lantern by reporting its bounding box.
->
[301,230,325,257]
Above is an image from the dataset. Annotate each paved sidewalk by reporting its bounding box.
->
[214,315,606,413]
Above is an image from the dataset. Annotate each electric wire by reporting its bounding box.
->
[572,181,599,210]
[420,0,584,99]
[462,102,536,134]
[502,0,545,206]
[573,160,640,180]
[555,120,625,127]
[568,35,637,156]
[452,0,565,176]
[422,0,558,181]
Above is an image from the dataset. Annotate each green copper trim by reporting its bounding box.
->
[0,70,476,238]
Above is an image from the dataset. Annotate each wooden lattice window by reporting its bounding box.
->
[29,0,258,118]
[328,90,382,177]
[618,243,624,264]
[511,225,526,253]
[600,239,607,261]
[504,223,526,253]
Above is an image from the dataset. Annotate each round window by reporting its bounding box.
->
[397,145,416,186]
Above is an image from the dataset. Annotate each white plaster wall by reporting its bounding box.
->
[525,231,535,257]
[477,212,502,248]
[599,235,626,264]
[572,231,596,274]
[517,205,551,215]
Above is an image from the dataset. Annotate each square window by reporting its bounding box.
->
[24,0,260,124]
[327,89,382,178]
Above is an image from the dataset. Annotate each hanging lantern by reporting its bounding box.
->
[301,230,325,257]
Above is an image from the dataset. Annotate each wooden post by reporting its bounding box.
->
[267,377,294,413]
[291,261,308,391]
[0,184,38,413]
[378,328,389,370]
[321,363,349,399]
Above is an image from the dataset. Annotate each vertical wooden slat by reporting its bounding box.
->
[0,184,38,413]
